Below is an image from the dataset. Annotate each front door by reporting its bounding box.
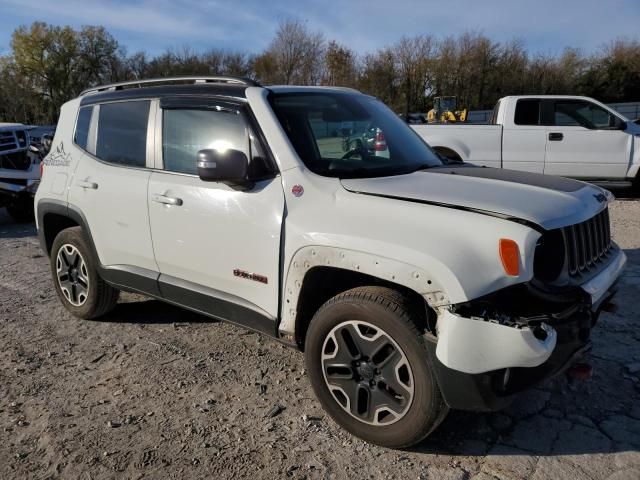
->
[147,100,284,329]
[544,99,630,179]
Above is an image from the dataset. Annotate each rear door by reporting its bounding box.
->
[147,98,284,326]
[501,98,546,174]
[544,99,630,179]
[68,99,158,273]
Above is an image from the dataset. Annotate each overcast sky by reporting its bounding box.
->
[0,0,638,57]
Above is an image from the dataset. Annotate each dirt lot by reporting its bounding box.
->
[0,200,639,480]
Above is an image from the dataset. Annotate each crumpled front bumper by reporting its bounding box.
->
[428,248,625,411]
[435,310,557,374]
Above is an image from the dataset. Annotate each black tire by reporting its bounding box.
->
[50,226,119,319]
[304,286,448,448]
[633,174,640,197]
[6,197,35,223]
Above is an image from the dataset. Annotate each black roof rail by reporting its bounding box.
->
[80,76,261,96]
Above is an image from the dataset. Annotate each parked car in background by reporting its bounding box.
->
[0,122,44,222]
[413,95,640,189]
[36,78,624,448]
[344,124,389,158]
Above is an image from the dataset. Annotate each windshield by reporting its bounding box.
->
[270,92,443,178]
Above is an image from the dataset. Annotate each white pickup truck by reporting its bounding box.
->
[0,123,42,221]
[413,95,640,188]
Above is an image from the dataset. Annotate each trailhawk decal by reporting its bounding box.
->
[233,269,268,284]
[44,142,71,167]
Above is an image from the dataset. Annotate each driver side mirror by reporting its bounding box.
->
[197,148,253,189]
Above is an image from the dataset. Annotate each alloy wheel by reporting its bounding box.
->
[321,320,414,425]
[56,244,90,306]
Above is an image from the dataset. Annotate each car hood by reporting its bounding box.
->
[341,165,611,230]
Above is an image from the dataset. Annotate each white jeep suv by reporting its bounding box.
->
[35,77,626,448]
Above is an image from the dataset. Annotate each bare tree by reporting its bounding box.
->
[323,41,358,87]
[358,49,399,110]
[255,19,325,85]
[394,35,436,115]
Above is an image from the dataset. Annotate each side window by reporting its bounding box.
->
[514,99,541,125]
[96,101,150,167]
[162,108,249,175]
[74,106,93,150]
[554,100,616,129]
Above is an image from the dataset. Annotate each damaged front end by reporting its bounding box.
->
[424,256,622,412]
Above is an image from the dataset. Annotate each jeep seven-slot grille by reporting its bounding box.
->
[563,208,611,277]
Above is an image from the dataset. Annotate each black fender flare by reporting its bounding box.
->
[37,199,99,259]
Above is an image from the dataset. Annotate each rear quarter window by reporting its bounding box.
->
[74,106,93,150]
[96,101,150,167]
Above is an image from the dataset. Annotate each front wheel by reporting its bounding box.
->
[304,286,448,448]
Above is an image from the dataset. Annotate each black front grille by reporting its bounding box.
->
[563,208,612,277]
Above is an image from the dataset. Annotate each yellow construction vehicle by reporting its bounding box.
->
[427,96,468,123]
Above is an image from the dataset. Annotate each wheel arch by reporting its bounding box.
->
[280,246,446,349]
[37,200,99,261]
[432,146,463,162]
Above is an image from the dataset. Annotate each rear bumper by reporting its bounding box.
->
[0,179,39,203]
[429,251,624,411]
[0,160,40,198]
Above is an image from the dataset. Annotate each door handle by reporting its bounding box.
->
[152,193,183,206]
[76,180,98,189]
[548,132,564,141]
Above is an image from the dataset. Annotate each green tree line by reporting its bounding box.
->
[1,20,639,125]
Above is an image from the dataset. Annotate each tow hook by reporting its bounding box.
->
[567,362,593,380]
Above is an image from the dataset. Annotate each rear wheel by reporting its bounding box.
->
[304,286,448,448]
[50,227,119,319]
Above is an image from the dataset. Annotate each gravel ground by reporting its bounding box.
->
[0,200,639,480]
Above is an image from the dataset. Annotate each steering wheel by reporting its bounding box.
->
[341,146,366,160]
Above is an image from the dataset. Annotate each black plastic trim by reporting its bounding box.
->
[158,274,277,337]
[99,265,161,297]
[36,199,71,253]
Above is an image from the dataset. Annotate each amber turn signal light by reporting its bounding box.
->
[499,239,520,276]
